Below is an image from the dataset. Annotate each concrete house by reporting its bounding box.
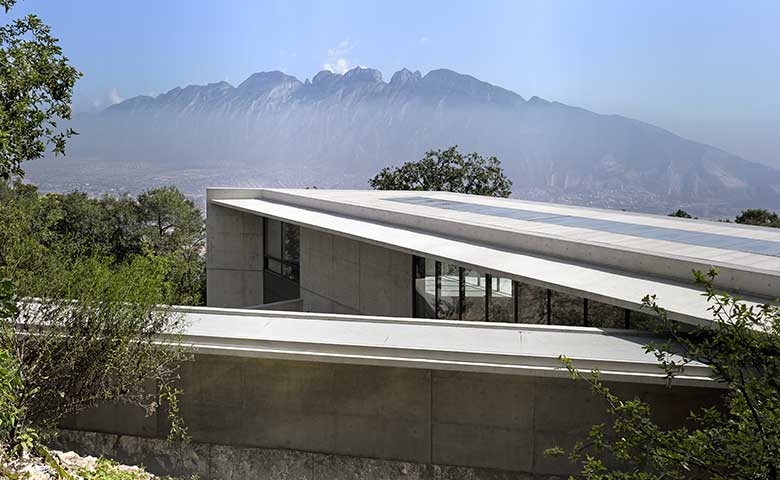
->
[68,188,780,479]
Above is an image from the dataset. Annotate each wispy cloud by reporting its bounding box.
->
[419,36,430,45]
[87,87,124,111]
[109,87,123,105]
[322,39,354,74]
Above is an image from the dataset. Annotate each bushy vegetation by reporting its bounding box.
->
[0,0,194,474]
[0,179,201,454]
[735,208,780,228]
[369,145,513,197]
[671,207,780,227]
[668,209,695,219]
[77,458,154,480]
[0,181,206,306]
[550,270,780,479]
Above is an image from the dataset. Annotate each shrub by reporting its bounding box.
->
[0,252,188,451]
[549,270,780,479]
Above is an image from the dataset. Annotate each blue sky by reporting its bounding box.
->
[12,0,780,168]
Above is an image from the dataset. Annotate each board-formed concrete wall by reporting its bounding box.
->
[66,355,718,479]
[300,227,413,317]
[206,203,264,308]
[205,204,412,315]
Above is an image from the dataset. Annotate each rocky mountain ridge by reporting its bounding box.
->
[56,66,780,215]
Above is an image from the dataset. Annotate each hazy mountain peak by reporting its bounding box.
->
[421,68,525,104]
[390,68,422,85]
[527,95,549,106]
[209,80,234,89]
[342,66,383,83]
[71,66,780,216]
[312,70,337,85]
[238,71,299,91]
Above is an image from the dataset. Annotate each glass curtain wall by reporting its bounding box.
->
[263,217,300,303]
[438,262,461,320]
[461,268,487,321]
[410,255,668,330]
[515,282,547,324]
[550,289,585,326]
[414,256,514,322]
[488,276,514,322]
[413,257,436,318]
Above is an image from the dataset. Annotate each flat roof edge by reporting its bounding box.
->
[157,308,719,388]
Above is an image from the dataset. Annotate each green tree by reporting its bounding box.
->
[735,208,780,228]
[0,0,81,180]
[137,186,204,256]
[369,145,513,197]
[668,209,694,219]
[549,270,780,479]
[137,186,206,305]
[0,200,188,451]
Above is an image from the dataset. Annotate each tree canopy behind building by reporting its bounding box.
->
[369,146,513,197]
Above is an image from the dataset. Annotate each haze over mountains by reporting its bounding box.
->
[28,67,780,216]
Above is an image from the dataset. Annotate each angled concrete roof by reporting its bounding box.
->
[208,188,774,325]
[253,189,780,298]
[168,306,716,387]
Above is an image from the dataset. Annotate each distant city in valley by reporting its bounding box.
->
[27,67,780,217]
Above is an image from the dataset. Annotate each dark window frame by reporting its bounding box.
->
[263,217,300,283]
[410,255,645,329]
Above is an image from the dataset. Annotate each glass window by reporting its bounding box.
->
[437,262,460,320]
[627,308,663,331]
[413,256,436,318]
[266,257,283,275]
[461,268,487,321]
[488,276,514,322]
[265,218,283,260]
[263,271,300,304]
[588,299,626,328]
[283,263,299,282]
[516,283,547,324]
[263,217,300,303]
[283,222,299,264]
[550,290,585,326]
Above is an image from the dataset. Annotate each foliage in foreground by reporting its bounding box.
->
[0,260,188,452]
[369,145,513,197]
[0,181,206,306]
[549,270,780,479]
[77,458,153,480]
[0,181,193,453]
[0,0,81,180]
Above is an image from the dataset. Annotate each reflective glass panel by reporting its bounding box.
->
[516,283,547,324]
[588,299,626,328]
[437,262,460,320]
[283,222,300,264]
[550,290,585,326]
[266,257,283,275]
[489,276,514,322]
[461,268,486,321]
[265,218,283,260]
[413,256,436,318]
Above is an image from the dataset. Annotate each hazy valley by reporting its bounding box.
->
[27,67,780,217]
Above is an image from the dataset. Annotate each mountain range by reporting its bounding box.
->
[33,67,780,216]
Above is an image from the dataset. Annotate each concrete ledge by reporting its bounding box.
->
[164,305,717,387]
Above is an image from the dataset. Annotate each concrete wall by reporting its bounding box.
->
[300,227,413,317]
[66,355,718,479]
[53,429,541,480]
[205,199,412,315]
[206,203,264,308]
